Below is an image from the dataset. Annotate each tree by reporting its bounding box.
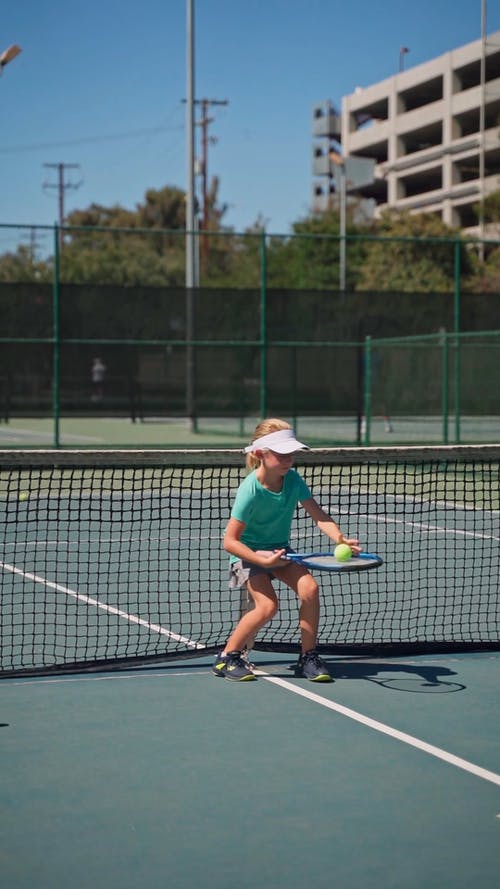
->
[464,246,500,293]
[0,244,51,283]
[65,185,188,232]
[357,209,470,292]
[136,186,187,230]
[473,189,500,225]
[265,202,368,289]
[59,186,189,285]
[0,184,498,292]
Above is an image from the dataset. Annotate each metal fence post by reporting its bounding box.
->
[441,330,449,445]
[453,239,461,443]
[363,335,372,446]
[52,225,60,448]
[259,231,267,418]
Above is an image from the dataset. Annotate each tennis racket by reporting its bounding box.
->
[285,551,383,573]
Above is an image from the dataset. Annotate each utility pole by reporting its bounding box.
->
[43,162,82,248]
[194,98,228,264]
[21,227,46,264]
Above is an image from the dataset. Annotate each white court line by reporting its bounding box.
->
[16,658,499,788]
[360,513,500,542]
[0,426,102,443]
[0,561,206,650]
[255,670,500,788]
[2,530,217,551]
[335,508,500,542]
[3,547,498,787]
[4,515,497,555]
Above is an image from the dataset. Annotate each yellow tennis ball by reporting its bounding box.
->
[19,491,29,502]
[334,543,352,562]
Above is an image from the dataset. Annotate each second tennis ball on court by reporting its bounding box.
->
[334,543,352,562]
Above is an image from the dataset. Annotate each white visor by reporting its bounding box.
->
[244,428,309,454]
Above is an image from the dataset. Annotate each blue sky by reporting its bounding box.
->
[1,0,499,241]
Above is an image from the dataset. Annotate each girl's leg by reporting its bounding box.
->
[279,564,331,680]
[223,574,278,654]
[238,586,256,656]
[278,564,320,653]
[274,564,331,681]
[297,574,320,652]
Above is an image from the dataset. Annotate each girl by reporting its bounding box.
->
[213,418,361,682]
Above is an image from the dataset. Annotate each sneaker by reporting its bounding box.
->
[212,650,256,681]
[294,650,332,682]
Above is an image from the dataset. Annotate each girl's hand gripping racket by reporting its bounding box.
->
[285,552,383,573]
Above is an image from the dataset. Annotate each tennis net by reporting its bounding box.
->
[0,445,498,677]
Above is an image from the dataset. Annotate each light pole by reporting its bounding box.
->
[329,150,346,291]
[329,152,376,292]
[0,44,22,73]
[185,0,196,431]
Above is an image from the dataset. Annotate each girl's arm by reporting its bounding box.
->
[301,497,361,553]
[223,517,287,567]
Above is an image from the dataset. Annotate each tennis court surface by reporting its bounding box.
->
[1,445,499,888]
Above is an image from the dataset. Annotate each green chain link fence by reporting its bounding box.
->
[0,223,499,446]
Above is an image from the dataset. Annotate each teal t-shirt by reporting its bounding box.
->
[229,468,312,559]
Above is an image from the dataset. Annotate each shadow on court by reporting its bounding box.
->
[330,659,466,693]
[230,655,467,693]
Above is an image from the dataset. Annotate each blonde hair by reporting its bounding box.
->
[245,418,291,470]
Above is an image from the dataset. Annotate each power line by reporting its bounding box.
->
[0,123,183,154]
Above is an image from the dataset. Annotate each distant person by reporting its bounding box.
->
[91,357,106,401]
[360,348,393,438]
